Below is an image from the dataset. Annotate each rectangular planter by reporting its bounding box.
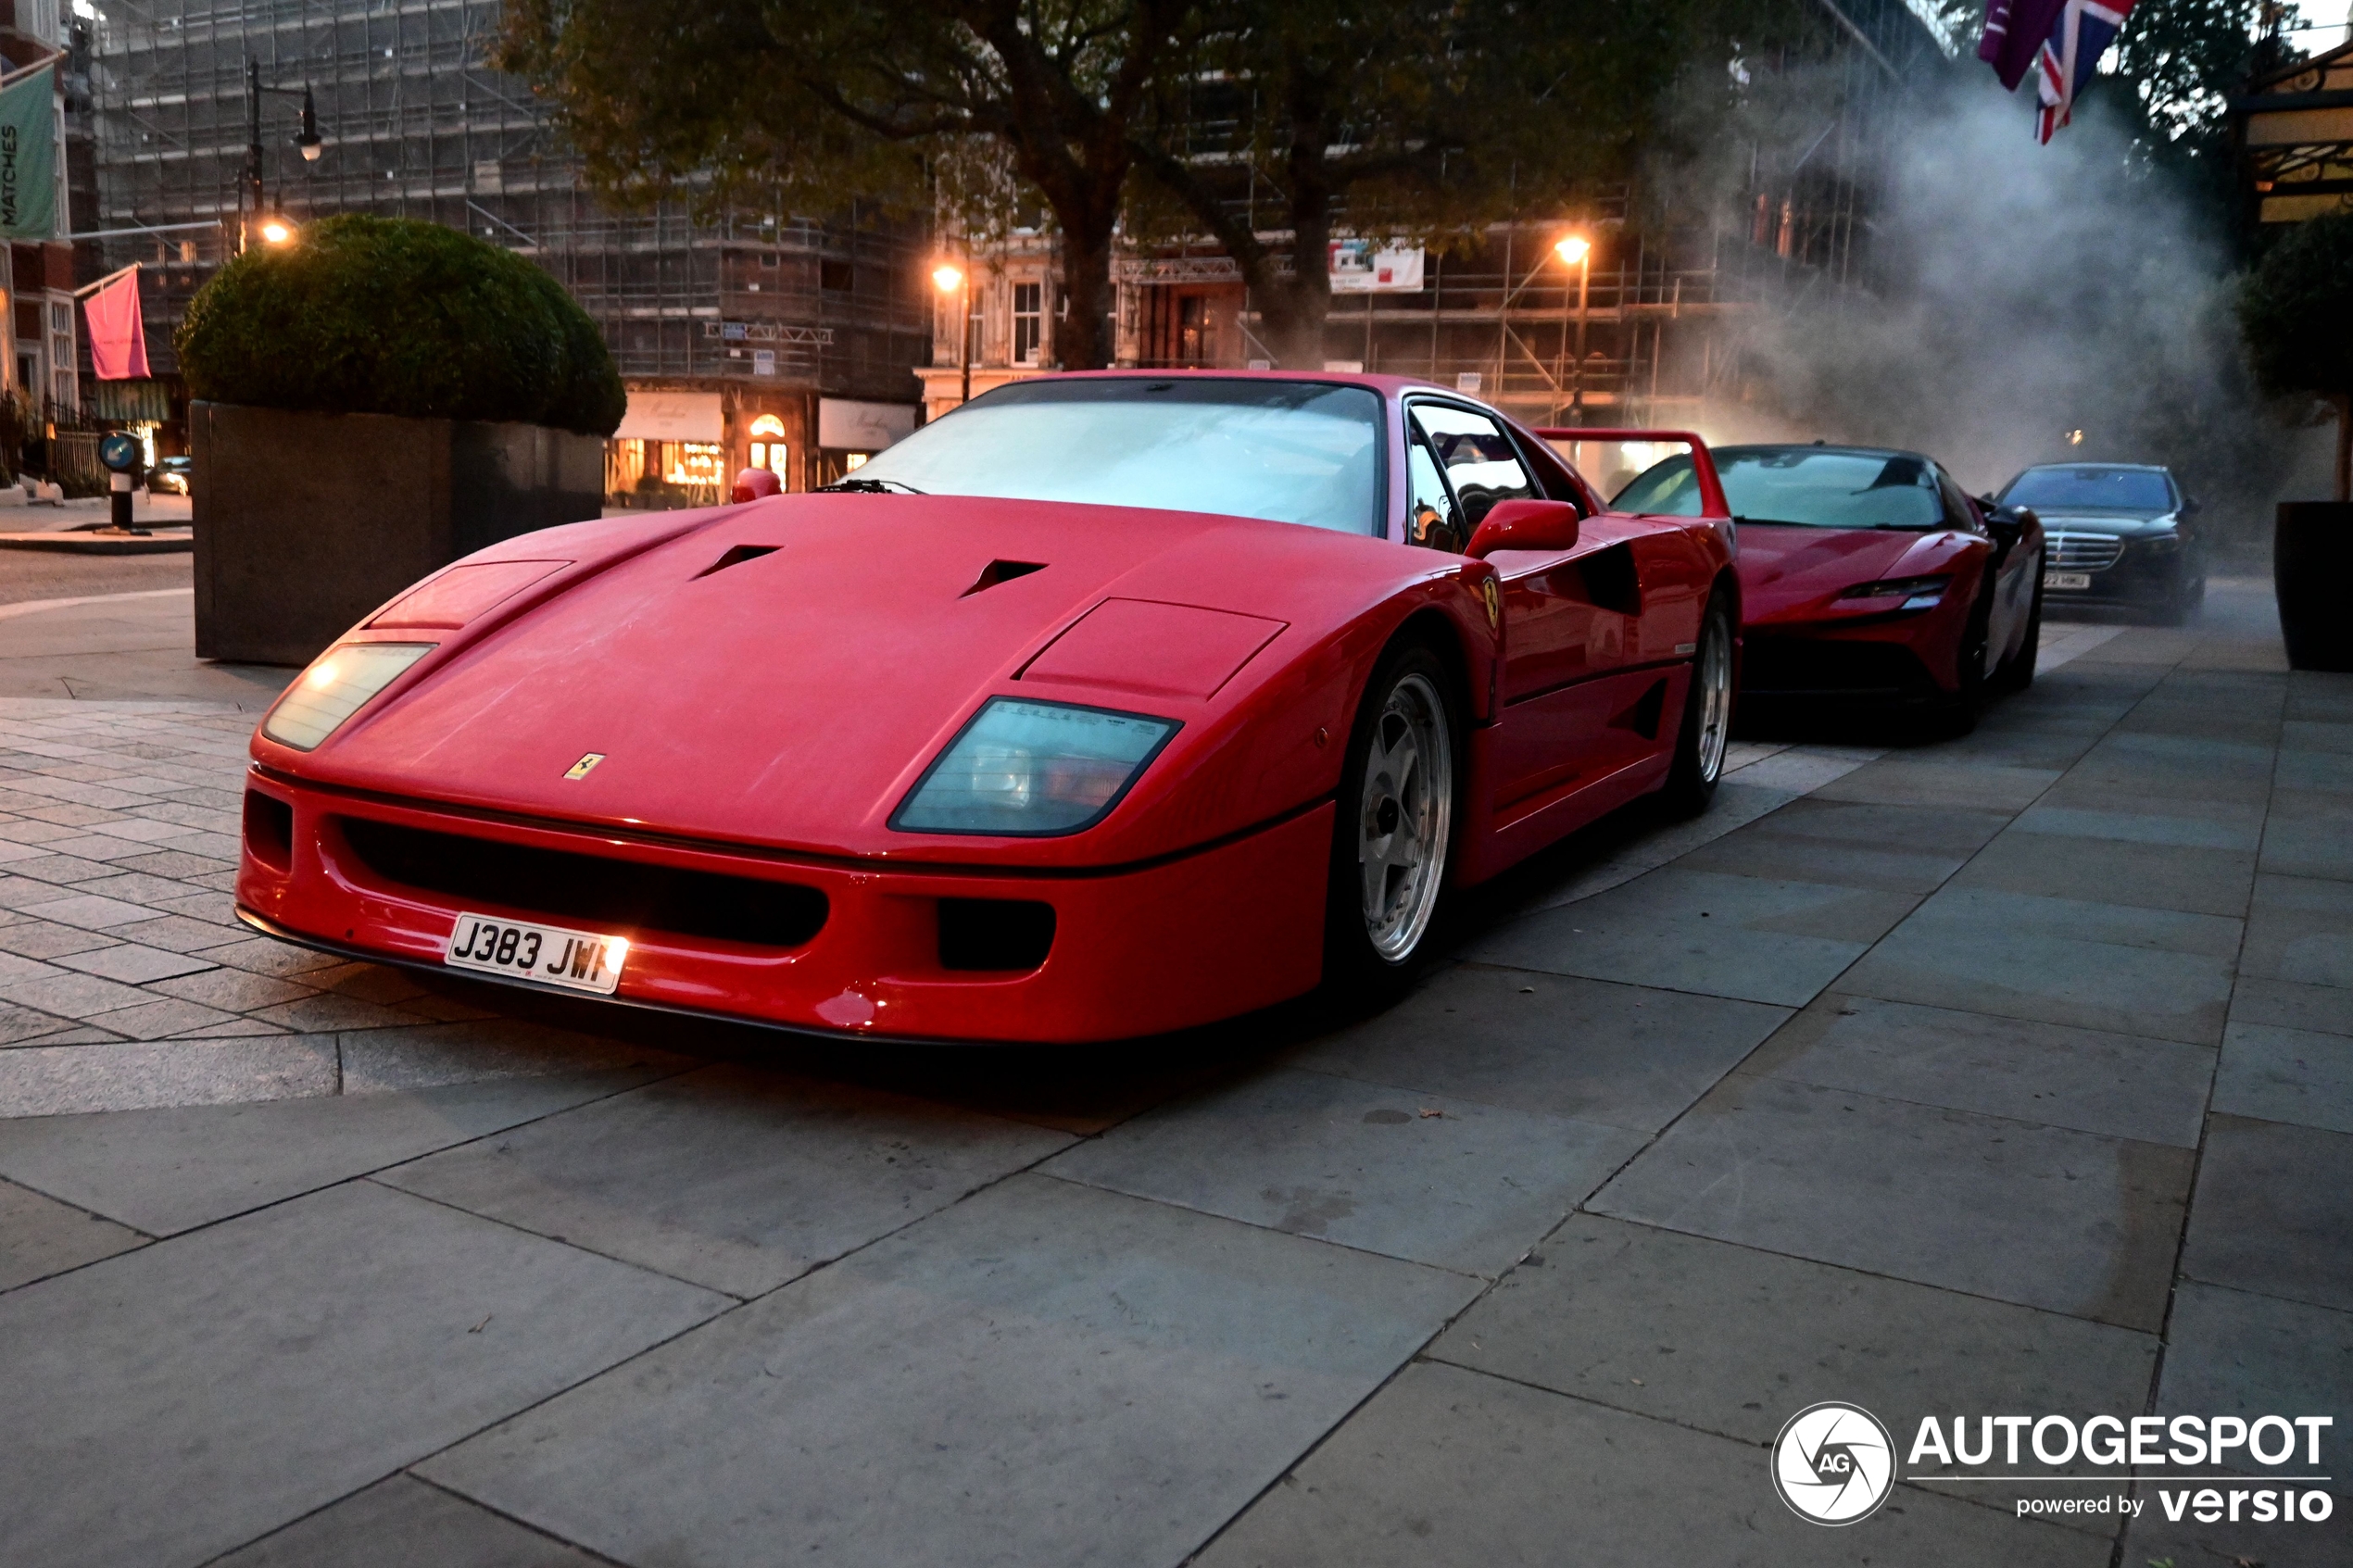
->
[191,402,605,666]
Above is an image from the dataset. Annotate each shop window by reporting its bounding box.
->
[665,443,723,486]
[1013,282,1042,365]
[749,442,787,472]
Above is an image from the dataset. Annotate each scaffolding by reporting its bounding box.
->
[80,0,929,399]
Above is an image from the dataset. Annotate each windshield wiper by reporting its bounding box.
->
[818,477,925,495]
[1732,516,1814,528]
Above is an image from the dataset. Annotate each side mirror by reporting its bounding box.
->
[2181,495,2202,517]
[1466,498,1580,558]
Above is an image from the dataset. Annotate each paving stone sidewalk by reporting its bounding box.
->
[0,584,2346,1568]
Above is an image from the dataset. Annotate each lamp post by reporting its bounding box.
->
[1554,233,1592,423]
[244,57,321,252]
[932,261,971,407]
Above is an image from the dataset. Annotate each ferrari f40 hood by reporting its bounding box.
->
[282,495,1399,859]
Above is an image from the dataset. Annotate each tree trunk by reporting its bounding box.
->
[1058,230,1118,370]
[1265,76,1335,370]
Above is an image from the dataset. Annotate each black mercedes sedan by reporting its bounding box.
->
[1994,463,2205,622]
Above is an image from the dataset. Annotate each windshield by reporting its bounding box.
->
[2000,467,2173,512]
[848,378,1384,534]
[1613,446,1944,530]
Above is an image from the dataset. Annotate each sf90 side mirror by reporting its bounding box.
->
[1465,498,1581,558]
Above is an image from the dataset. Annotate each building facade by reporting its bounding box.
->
[78,0,929,496]
[4,0,79,437]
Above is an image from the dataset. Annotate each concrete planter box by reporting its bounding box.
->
[191,401,604,666]
[2276,501,2353,672]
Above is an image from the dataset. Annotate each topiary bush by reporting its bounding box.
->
[176,214,624,436]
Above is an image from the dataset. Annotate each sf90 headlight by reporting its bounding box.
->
[261,643,435,751]
[892,697,1179,836]
[1839,574,1951,611]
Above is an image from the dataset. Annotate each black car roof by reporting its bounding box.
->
[1714,442,1936,465]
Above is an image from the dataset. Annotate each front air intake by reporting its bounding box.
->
[937,897,1056,972]
[336,817,827,949]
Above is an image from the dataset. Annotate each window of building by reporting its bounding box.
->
[821,258,851,292]
[1013,281,1043,365]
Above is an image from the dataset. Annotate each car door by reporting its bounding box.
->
[1943,468,2032,665]
[1405,401,1658,810]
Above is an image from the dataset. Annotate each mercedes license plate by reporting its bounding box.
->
[2045,571,2092,591]
[444,912,625,995]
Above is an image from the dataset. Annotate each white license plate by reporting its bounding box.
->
[2045,571,2092,591]
[444,912,625,995]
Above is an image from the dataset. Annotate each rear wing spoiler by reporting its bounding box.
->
[1532,426,1729,521]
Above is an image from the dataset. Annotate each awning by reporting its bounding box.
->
[615,390,724,443]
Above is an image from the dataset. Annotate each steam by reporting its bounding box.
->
[1695,77,2316,539]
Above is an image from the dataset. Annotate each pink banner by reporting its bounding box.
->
[83,270,149,381]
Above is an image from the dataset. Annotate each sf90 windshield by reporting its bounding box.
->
[1614,445,1945,530]
[847,378,1384,535]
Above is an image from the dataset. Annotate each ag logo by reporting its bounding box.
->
[1770,1402,1896,1525]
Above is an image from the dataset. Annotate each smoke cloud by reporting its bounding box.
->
[1697,75,2320,550]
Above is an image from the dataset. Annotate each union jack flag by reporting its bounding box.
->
[2035,0,2138,143]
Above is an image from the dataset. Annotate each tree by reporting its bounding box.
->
[2241,209,2353,499]
[496,0,1203,370]
[1123,0,1755,368]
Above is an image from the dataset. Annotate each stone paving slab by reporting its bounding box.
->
[0,1173,144,1290]
[2214,1019,2353,1135]
[0,1179,727,1568]
[1743,993,2214,1148]
[1466,866,1917,1007]
[1426,1213,2159,1461]
[1590,1073,2194,1329]
[1282,963,1788,1134]
[2179,1113,2353,1313]
[0,1068,669,1236]
[1834,884,2240,1044]
[382,1063,1079,1298]
[1192,1361,2108,1567]
[212,1475,610,1568]
[1040,1064,1643,1275]
[420,1173,1480,1568]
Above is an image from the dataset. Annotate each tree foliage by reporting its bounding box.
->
[2241,207,2353,401]
[177,215,625,434]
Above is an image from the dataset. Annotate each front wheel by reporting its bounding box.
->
[1658,587,1734,818]
[1321,641,1461,1000]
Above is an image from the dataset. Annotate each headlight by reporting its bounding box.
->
[1839,574,1951,611]
[892,697,1178,835]
[2138,533,2177,553]
[261,643,435,751]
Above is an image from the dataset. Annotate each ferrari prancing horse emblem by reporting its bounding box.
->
[1480,578,1501,632]
[564,753,606,780]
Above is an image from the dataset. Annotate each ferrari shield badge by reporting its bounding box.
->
[1480,578,1501,633]
[564,752,606,780]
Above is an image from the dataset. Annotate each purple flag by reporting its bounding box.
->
[1978,0,2067,91]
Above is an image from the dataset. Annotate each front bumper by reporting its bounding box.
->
[2041,546,2186,610]
[236,770,1333,1045]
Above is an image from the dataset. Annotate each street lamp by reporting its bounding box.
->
[932,261,971,408]
[244,57,321,250]
[1554,232,1592,422]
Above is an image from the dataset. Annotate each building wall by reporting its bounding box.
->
[77,0,930,490]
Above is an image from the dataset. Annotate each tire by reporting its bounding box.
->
[1321,640,1462,1002]
[1658,586,1734,819]
[1991,563,2043,694]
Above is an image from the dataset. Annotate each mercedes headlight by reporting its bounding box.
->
[893,697,1178,835]
[1839,574,1951,612]
[261,643,435,751]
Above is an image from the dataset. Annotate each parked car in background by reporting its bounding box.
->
[148,455,193,495]
[237,372,1738,1044]
[1613,443,2044,730]
[1994,462,2204,622]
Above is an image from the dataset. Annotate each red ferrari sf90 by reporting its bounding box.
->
[1613,444,2044,726]
[237,373,1736,1044]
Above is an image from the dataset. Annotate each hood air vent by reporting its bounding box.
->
[962,559,1047,597]
[697,544,780,580]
